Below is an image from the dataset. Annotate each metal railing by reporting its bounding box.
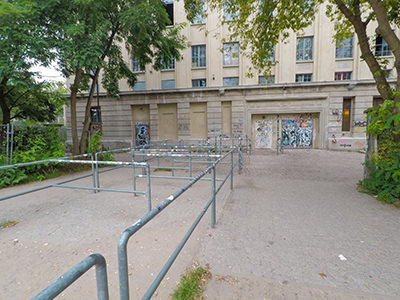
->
[30,146,242,300]
[32,254,109,300]
[0,154,151,210]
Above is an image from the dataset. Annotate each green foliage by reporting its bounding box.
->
[171,265,211,300]
[88,131,114,161]
[0,124,66,188]
[0,0,62,124]
[362,100,400,204]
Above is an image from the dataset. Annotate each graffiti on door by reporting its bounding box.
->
[255,119,273,148]
[135,123,150,146]
[281,119,313,148]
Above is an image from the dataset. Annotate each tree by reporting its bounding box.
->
[185,0,400,201]
[0,0,60,125]
[55,0,186,154]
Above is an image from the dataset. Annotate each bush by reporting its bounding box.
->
[0,123,66,188]
[362,100,400,204]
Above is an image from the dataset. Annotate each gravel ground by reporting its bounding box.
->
[196,149,400,300]
[1,149,399,300]
[0,155,232,300]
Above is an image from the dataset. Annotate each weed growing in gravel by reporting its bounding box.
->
[171,264,211,300]
[0,220,18,230]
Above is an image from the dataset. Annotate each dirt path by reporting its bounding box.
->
[196,150,400,299]
[0,158,232,299]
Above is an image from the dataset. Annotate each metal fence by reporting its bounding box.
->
[0,122,14,165]
[25,144,243,300]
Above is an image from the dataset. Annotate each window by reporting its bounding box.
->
[342,98,352,131]
[373,97,383,107]
[295,73,312,82]
[132,58,143,72]
[223,42,239,66]
[192,79,206,88]
[161,56,175,70]
[223,77,239,86]
[335,71,352,81]
[375,36,392,56]
[296,36,313,61]
[258,75,275,85]
[191,1,206,24]
[90,107,101,123]
[223,4,239,21]
[133,81,146,91]
[192,45,206,68]
[336,36,353,59]
[163,0,174,25]
[161,79,175,89]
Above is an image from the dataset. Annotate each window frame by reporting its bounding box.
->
[223,42,239,67]
[223,76,239,87]
[161,79,175,90]
[192,78,207,88]
[295,73,312,82]
[375,35,392,57]
[334,71,352,81]
[336,36,353,59]
[258,75,275,85]
[296,36,313,62]
[191,1,206,24]
[161,56,175,71]
[342,98,352,132]
[191,45,206,68]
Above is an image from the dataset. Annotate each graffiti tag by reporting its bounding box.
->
[255,119,273,148]
[135,123,150,146]
[282,119,313,149]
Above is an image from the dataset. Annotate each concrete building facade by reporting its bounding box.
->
[65,1,398,151]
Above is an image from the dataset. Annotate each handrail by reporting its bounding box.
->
[31,254,109,300]
[118,152,231,300]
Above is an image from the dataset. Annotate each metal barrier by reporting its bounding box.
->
[20,143,244,299]
[118,150,236,300]
[32,254,109,300]
[0,155,151,210]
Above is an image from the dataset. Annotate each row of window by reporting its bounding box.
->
[132,35,392,76]
[132,71,357,91]
[132,70,356,91]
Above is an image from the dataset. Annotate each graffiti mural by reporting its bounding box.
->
[255,119,273,148]
[135,123,150,146]
[281,119,313,148]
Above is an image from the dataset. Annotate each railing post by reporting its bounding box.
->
[238,138,242,175]
[147,164,151,212]
[189,149,193,178]
[132,156,137,197]
[91,154,96,193]
[95,152,100,193]
[230,150,234,190]
[211,165,216,228]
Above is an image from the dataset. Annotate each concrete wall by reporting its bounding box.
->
[65,81,381,152]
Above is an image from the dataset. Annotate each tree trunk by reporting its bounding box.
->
[69,68,83,154]
[79,69,100,154]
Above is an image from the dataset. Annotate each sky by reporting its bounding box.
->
[30,63,65,83]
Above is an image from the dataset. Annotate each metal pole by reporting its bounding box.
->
[95,152,100,193]
[132,156,137,197]
[219,135,222,155]
[238,145,242,175]
[189,149,192,178]
[147,164,151,212]
[171,156,175,177]
[10,122,14,164]
[211,166,216,228]
[6,124,10,164]
[32,254,109,300]
[91,154,96,193]
[230,150,234,190]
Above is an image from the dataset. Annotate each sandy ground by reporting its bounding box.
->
[1,149,399,300]
[196,150,400,300]
[0,154,232,299]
